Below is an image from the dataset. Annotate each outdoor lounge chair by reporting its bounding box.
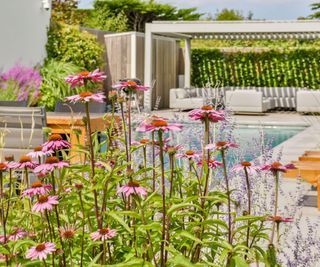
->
[296,90,320,113]
[225,90,269,113]
[0,106,46,161]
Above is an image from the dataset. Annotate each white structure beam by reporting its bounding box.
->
[184,38,191,88]
[143,24,153,111]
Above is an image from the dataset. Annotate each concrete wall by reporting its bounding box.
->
[0,0,51,71]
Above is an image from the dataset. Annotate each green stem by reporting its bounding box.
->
[158,130,166,267]
[270,172,279,244]
[221,150,232,245]
[244,167,251,249]
[152,132,156,192]
[85,102,101,229]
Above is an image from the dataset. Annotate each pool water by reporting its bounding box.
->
[170,123,305,163]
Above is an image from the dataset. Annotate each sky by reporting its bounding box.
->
[78,0,316,20]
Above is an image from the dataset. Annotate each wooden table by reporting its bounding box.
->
[47,112,119,162]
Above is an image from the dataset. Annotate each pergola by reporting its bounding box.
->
[143,20,320,110]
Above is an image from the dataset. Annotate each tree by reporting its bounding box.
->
[309,3,320,18]
[91,0,202,32]
[215,8,244,20]
[51,0,81,25]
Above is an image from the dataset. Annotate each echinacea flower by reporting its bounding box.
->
[13,156,38,169]
[189,105,225,123]
[4,155,14,162]
[131,139,151,146]
[117,180,147,197]
[42,134,71,152]
[34,156,69,174]
[59,227,76,240]
[90,228,117,241]
[0,163,7,171]
[8,228,28,241]
[176,150,202,160]
[27,146,53,158]
[32,195,59,213]
[267,216,293,223]
[232,161,259,175]
[26,242,56,260]
[65,69,106,88]
[22,181,52,197]
[112,81,149,93]
[163,144,183,155]
[197,159,223,169]
[136,119,183,133]
[260,162,296,175]
[65,91,105,103]
[206,141,239,151]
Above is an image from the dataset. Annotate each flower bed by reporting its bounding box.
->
[0,70,314,266]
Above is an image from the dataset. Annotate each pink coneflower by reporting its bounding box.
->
[22,181,52,197]
[267,216,293,223]
[14,156,38,169]
[64,187,72,193]
[26,242,56,260]
[232,161,259,175]
[34,156,69,174]
[176,150,202,160]
[113,81,149,93]
[197,159,223,169]
[189,105,225,123]
[260,162,296,175]
[74,183,84,191]
[90,228,117,241]
[131,138,151,146]
[117,180,147,197]
[59,227,76,240]
[0,163,7,171]
[136,119,183,133]
[42,134,71,152]
[163,144,183,154]
[206,141,239,151]
[65,91,106,104]
[8,228,28,241]
[65,69,106,88]
[27,146,53,158]
[32,195,59,213]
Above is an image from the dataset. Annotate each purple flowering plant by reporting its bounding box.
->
[0,63,41,105]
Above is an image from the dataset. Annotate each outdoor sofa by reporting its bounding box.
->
[169,87,320,113]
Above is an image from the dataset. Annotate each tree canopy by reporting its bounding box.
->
[91,0,203,32]
[214,8,248,20]
[309,2,320,18]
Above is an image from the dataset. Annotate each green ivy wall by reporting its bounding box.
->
[191,49,320,89]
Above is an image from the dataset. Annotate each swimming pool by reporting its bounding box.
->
[170,123,305,163]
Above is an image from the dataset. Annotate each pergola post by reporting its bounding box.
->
[144,24,153,111]
[184,38,191,88]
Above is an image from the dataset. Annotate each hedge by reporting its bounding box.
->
[191,48,320,89]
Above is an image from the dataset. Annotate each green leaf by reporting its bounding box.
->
[167,203,202,215]
[176,231,203,244]
[230,255,250,267]
[108,211,132,234]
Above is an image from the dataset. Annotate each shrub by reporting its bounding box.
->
[46,22,104,70]
[0,63,42,106]
[191,48,320,89]
[39,60,81,111]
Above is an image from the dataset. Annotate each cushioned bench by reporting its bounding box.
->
[225,90,269,113]
[297,90,320,113]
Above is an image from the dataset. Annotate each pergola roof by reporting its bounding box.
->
[143,20,320,110]
[150,20,320,40]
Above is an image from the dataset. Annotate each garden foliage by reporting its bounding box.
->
[192,48,320,89]
[46,22,103,70]
[0,70,306,266]
[39,60,81,111]
[90,0,202,32]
